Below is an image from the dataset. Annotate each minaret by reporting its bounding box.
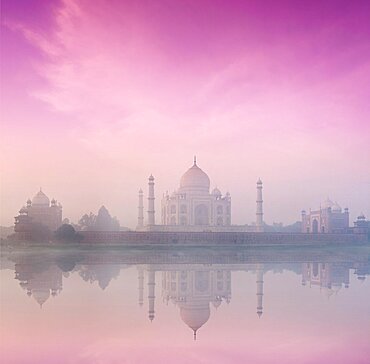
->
[137,189,144,229]
[138,268,144,307]
[147,175,155,226]
[147,269,156,321]
[301,210,307,233]
[256,266,264,318]
[256,178,264,232]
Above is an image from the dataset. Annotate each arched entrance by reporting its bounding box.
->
[194,271,209,292]
[312,219,319,233]
[194,204,209,225]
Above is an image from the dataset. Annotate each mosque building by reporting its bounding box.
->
[137,157,264,232]
[14,189,63,237]
[301,198,349,234]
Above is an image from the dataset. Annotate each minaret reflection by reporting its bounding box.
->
[147,268,156,321]
[256,265,264,318]
[138,268,144,307]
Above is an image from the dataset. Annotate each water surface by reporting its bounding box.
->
[1,246,369,364]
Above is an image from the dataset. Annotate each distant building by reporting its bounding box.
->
[137,157,264,232]
[353,214,369,235]
[301,198,349,233]
[14,189,63,237]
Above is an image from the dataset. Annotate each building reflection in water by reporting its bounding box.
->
[7,249,369,338]
[136,264,266,339]
[15,260,63,307]
[160,266,231,339]
[79,264,121,290]
[302,263,350,296]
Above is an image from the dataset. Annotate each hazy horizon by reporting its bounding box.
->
[1,0,370,228]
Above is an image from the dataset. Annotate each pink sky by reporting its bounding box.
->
[1,0,370,227]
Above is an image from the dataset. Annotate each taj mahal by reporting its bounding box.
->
[11,158,368,241]
[136,157,264,232]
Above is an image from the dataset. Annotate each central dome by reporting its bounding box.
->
[179,302,210,338]
[32,189,50,206]
[180,158,210,193]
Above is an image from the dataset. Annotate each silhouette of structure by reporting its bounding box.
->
[137,189,144,229]
[353,214,369,235]
[148,175,156,226]
[13,189,63,240]
[256,179,264,232]
[137,157,264,232]
[301,198,349,233]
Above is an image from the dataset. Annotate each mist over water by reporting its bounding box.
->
[1,246,370,364]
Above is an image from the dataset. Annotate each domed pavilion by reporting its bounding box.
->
[14,188,63,234]
[161,157,231,228]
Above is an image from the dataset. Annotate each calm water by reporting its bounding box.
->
[1,246,370,364]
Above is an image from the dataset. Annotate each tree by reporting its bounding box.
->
[77,206,120,231]
[54,224,82,242]
[78,213,96,231]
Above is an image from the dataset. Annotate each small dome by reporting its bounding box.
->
[19,206,28,214]
[180,158,210,193]
[212,187,222,196]
[332,202,342,212]
[32,288,50,307]
[32,189,50,206]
